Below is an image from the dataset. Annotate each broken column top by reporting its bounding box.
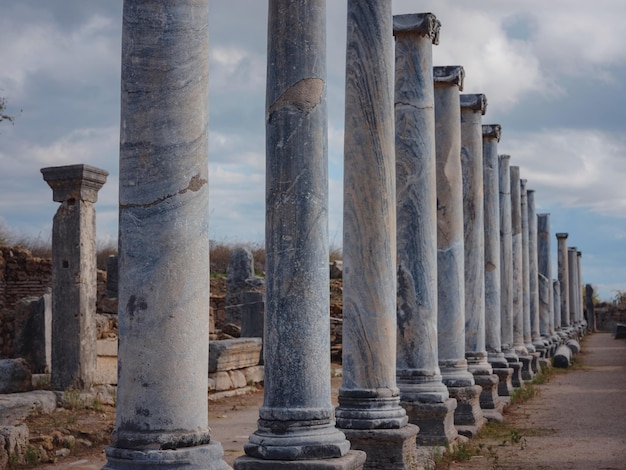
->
[460,93,487,114]
[393,13,440,44]
[556,233,569,239]
[483,124,502,141]
[41,164,108,203]
[433,65,464,90]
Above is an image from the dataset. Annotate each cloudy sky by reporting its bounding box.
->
[1,1,625,300]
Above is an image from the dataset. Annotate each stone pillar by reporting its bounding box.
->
[41,164,107,391]
[499,157,523,388]
[394,13,458,447]
[104,2,229,468]
[460,95,502,422]
[434,66,484,438]
[537,214,557,354]
[553,279,562,338]
[585,284,596,332]
[520,181,539,376]
[527,190,544,355]
[237,2,364,468]
[337,2,417,468]
[568,247,579,328]
[577,251,585,331]
[556,233,570,333]
[483,127,514,398]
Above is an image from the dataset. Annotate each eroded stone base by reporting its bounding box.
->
[493,366,514,397]
[402,398,458,446]
[508,361,524,388]
[447,385,485,438]
[473,373,504,421]
[234,450,367,469]
[103,442,232,470]
[342,424,420,470]
[519,355,534,381]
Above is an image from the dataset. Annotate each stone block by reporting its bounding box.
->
[234,450,367,469]
[566,339,581,354]
[95,339,118,385]
[342,424,419,470]
[448,385,485,438]
[241,291,264,338]
[0,390,57,424]
[242,366,264,385]
[229,370,247,389]
[0,424,29,462]
[493,366,514,397]
[212,371,234,391]
[12,295,51,374]
[0,358,32,394]
[209,338,262,373]
[402,398,458,446]
[615,323,626,339]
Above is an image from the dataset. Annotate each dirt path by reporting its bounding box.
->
[446,332,626,470]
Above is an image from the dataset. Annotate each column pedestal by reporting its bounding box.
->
[403,399,459,446]
[474,372,504,422]
[234,453,366,470]
[342,426,420,470]
[493,366,514,397]
[447,385,486,438]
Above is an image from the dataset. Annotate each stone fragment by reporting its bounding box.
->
[209,338,262,373]
[553,345,572,368]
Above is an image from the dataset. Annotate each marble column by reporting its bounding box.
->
[237,2,363,468]
[434,66,484,438]
[553,279,562,339]
[578,251,586,330]
[498,156,523,387]
[556,233,571,334]
[394,13,458,447]
[568,247,579,328]
[337,2,418,467]
[537,213,557,354]
[41,164,107,391]
[105,2,229,468]
[483,126,514,398]
[520,181,539,377]
[460,95,502,422]
[527,190,545,356]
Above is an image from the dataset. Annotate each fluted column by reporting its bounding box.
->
[556,233,570,331]
[394,13,449,403]
[237,3,363,467]
[105,2,229,468]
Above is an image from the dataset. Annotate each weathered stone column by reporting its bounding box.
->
[527,190,545,356]
[578,252,586,331]
[460,95,502,423]
[553,279,562,337]
[568,247,579,328]
[237,2,363,468]
[434,66,484,438]
[105,2,229,468]
[483,127,514,398]
[394,13,458,447]
[41,164,107,391]
[556,233,571,333]
[520,181,539,376]
[585,284,596,332]
[499,157,524,387]
[537,213,557,354]
[337,2,418,467]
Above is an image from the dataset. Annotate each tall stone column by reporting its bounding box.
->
[527,190,545,355]
[394,13,458,447]
[337,2,418,467]
[537,213,557,354]
[578,251,586,330]
[105,2,229,468]
[556,233,571,334]
[483,127,514,397]
[41,164,107,391]
[434,66,484,438]
[568,247,579,328]
[460,95,502,422]
[520,181,539,377]
[499,157,523,387]
[553,279,562,337]
[237,2,363,468]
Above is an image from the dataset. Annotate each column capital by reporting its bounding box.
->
[460,93,487,115]
[556,233,569,239]
[568,246,577,252]
[577,250,582,256]
[482,124,501,142]
[498,153,511,162]
[41,164,109,204]
[433,66,464,90]
[527,188,535,195]
[537,212,550,216]
[393,13,440,45]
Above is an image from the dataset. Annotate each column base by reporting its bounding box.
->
[492,366,513,397]
[234,451,367,470]
[472,373,504,421]
[518,355,534,381]
[447,385,485,438]
[402,398,458,446]
[530,352,541,374]
[342,424,419,470]
[104,442,231,470]
[507,360,524,388]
